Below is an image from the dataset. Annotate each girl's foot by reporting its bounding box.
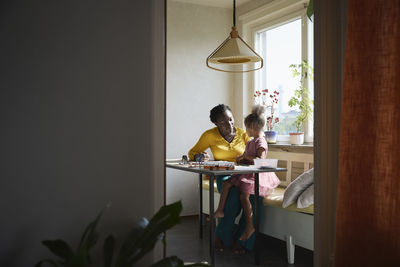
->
[215,237,224,252]
[214,210,224,218]
[232,241,246,254]
[239,226,255,241]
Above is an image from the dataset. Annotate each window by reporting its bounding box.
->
[251,5,314,142]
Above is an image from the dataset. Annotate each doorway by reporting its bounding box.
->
[163,0,346,266]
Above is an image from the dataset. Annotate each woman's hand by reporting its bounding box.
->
[194,152,210,162]
[237,154,255,165]
[236,155,244,164]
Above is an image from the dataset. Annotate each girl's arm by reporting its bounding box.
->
[237,153,256,165]
[236,153,245,164]
[238,147,266,165]
[256,147,267,159]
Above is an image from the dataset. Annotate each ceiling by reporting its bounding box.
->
[171,0,252,9]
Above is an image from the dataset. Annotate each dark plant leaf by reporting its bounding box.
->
[115,218,148,266]
[41,240,74,262]
[35,203,192,267]
[78,209,104,248]
[307,0,314,21]
[103,235,115,267]
[34,259,59,267]
[116,201,182,266]
[65,254,89,267]
[127,201,182,265]
[69,245,90,267]
[75,208,106,264]
[149,256,184,267]
[183,263,211,267]
[161,234,167,247]
[149,256,211,267]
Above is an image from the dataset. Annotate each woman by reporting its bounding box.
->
[188,104,262,253]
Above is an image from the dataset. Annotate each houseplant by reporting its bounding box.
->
[254,89,280,143]
[288,60,314,145]
[35,201,209,267]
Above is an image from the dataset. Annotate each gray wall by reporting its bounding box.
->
[0,0,164,266]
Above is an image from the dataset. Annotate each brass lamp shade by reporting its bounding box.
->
[207,27,263,73]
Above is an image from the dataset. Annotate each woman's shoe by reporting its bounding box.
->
[215,237,224,252]
[232,241,246,254]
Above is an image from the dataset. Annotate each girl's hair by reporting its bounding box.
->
[209,104,232,123]
[244,105,266,132]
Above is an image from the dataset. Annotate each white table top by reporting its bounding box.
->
[166,162,286,176]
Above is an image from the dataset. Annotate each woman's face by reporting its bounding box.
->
[215,110,235,136]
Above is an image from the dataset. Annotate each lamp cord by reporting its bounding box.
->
[233,0,236,26]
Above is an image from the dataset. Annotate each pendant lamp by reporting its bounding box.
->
[206,0,263,73]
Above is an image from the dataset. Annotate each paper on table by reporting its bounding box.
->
[254,158,278,169]
[234,165,256,170]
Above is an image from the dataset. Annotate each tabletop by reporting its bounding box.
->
[166,162,287,176]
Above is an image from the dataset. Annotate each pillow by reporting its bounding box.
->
[297,184,314,208]
[282,168,314,208]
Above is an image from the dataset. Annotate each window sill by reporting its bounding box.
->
[268,142,314,154]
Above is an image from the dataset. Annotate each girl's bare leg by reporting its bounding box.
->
[214,180,233,218]
[239,192,255,241]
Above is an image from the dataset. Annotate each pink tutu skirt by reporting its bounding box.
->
[230,172,280,196]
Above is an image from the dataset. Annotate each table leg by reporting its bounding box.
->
[199,173,203,239]
[209,174,215,266]
[254,173,260,265]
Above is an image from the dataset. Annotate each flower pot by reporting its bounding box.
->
[289,132,304,145]
[264,131,277,144]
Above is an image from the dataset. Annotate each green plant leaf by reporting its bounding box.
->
[34,259,59,267]
[75,208,106,265]
[36,209,107,267]
[307,0,314,21]
[149,256,184,267]
[103,235,115,267]
[78,209,104,249]
[161,234,167,247]
[117,201,183,266]
[41,240,74,263]
[36,203,190,267]
[114,218,148,267]
[184,263,212,267]
[149,256,211,267]
[288,60,314,132]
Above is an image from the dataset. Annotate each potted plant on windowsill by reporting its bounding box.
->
[254,89,280,144]
[288,60,313,145]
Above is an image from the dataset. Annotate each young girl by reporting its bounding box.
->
[214,105,280,241]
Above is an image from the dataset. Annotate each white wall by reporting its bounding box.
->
[0,0,164,266]
[237,0,274,16]
[166,1,234,215]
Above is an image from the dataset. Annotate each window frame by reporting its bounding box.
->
[239,0,313,143]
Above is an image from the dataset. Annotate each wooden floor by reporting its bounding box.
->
[166,216,313,267]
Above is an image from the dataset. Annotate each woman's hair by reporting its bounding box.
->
[244,105,266,132]
[209,104,232,123]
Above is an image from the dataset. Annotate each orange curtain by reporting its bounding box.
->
[335,0,400,266]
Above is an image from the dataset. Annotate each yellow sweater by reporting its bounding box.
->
[188,127,251,162]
